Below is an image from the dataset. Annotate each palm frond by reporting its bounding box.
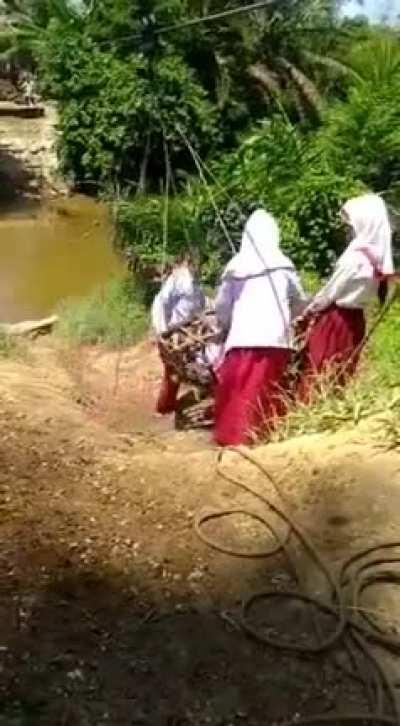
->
[277,56,323,115]
[247,61,281,97]
[301,49,363,83]
[345,36,400,85]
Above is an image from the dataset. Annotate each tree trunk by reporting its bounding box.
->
[137,133,151,195]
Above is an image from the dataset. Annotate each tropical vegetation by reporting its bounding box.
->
[0,0,399,280]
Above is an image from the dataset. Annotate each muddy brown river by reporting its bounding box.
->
[0,196,124,323]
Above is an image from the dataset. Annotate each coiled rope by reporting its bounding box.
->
[195,447,400,725]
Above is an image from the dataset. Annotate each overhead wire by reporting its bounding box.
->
[176,124,236,254]
[154,0,278,34]
[87,2,349,53]
[161,130,171,276]
[90,0,278,49]
[176,123,299,350]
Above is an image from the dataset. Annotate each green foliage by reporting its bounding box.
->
[117,116,363,277]
[39,26,219,187]
[279,165,364,271]
[56,277,149,347]
[117,194,199,263]
[0,0,349,191]
[345,34,400,85]
[116,22,400,280]
[240,0,340,117]
[314,78,400,190]
[44,39,148,184]
[368,297,400,386]
[0,0,83,68]
[4,1,400,283]
[271,299,400,443]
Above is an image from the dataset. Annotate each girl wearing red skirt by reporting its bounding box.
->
[213,208,307,446]
[151,250,205,414]
[297,193,393,403]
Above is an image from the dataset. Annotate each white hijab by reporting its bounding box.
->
[340,193,394,275]
[223,209,294,279]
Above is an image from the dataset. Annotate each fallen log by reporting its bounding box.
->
[0,315,59,337]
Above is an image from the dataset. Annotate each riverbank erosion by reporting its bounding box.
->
[0,102,66,201]
[1,337,400,724]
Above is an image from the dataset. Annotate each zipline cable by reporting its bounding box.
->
[161,131,171,276]
[154,0,277,35]
[176,122,298,351]
[91,0,279,49]
[176,124,236,254]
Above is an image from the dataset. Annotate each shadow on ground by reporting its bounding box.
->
[0,517,368,726]
[1,379,399,724]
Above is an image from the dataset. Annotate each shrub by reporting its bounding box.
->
[40,29,219,190]
[313,76,400,191]
[117,194,202,267]
[279,166,364,272]
[116,116,363,280]
[57,278,149,348]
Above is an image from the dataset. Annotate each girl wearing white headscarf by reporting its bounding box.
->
[298,193,393,402]
[213,208,307,446]
[151,250,205,414]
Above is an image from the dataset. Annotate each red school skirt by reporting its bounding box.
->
[156,345,180,415]
[214,347,292,447]
[297,304,366,403]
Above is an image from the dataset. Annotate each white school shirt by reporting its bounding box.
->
[306,253,379,315]
[215,269,308,354]
[151,267,206,335]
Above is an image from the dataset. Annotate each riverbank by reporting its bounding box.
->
[0,333,400,724]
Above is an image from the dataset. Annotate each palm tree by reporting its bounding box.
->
[243,0,341,119]
[302,29,400,102]
[0,0,345,122]
[0,0,84,69]
[185,0,342,120]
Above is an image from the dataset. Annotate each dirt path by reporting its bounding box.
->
[1,340,400,725]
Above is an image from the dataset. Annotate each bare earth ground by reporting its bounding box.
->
[1,339,400,725]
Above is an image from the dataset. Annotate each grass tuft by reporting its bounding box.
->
[56,277,149,348]
[267,294,400,443]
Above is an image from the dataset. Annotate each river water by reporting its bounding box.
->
[0,196,124,323]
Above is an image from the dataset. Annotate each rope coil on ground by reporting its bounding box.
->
[195,447,400,725]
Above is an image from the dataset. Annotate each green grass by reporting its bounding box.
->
[367,296,400,386]
[300,269,321,296]
[269,294,400,443]
[271,371,400,442]
[56,277,149,348]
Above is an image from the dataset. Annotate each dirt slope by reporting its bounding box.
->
[1,339,400,725]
